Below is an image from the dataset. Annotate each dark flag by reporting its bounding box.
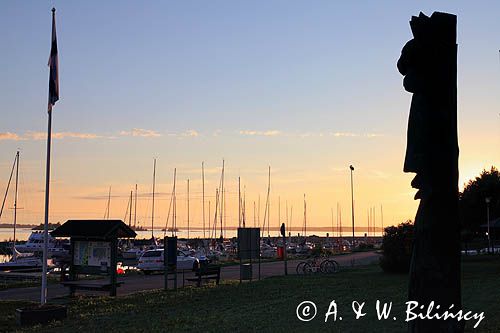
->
[48,8,59,112]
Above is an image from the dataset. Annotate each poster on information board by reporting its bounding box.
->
[73,241,111,267]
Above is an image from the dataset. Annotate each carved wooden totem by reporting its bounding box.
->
[397,12,463,332]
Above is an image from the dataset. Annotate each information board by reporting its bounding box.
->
[73,241,111,268]
[238,228,260,259]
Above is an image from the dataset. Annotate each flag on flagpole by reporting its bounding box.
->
[48,8,59,112]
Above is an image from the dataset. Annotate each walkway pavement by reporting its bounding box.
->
[0,251,380,301]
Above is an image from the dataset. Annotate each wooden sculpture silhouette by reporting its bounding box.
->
[398,12,463,332]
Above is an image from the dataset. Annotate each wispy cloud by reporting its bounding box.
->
[119,128,162,137]
[0,131,102,141]
[28,131,102,140]
[165,129,200,138]
[1,128,382,141]
[239,130,282,137]
[0,132,24,141]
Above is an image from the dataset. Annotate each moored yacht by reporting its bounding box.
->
[15,230,69,257]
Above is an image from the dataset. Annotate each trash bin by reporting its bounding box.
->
[240,263,252,280]
[277,246,284,259]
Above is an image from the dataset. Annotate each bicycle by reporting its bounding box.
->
[296,256,339,275]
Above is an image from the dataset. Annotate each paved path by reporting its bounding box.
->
[0,251,380,301]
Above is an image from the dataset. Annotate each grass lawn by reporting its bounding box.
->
[1,255,499,332]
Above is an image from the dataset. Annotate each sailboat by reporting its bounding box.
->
[0,151,44,271]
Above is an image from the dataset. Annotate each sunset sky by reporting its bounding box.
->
[1,1,499,234]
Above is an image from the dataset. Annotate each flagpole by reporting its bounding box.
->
[41,7,58,305]
[41,107,52,305]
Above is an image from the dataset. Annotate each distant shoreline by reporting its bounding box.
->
[0,223,61,230]
[0,224,384,232]
[0,224,38,229]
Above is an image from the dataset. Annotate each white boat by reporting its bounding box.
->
[122,247,144,260]
[15,230,68,256]
[0,248,45,271]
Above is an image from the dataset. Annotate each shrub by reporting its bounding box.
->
[379,221,414,273]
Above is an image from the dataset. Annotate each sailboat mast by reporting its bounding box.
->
[258,195,260,229]
[336,202,339,238]
[104,186,111,219]
[151,158,156,239]
[220,160,224,239]
[253,201,256,227]
[238,177,241,228]
[123,192,130,223]
[303,193,307,237]
[285,200,288,232]
[380,204,384,236]
[366,207,372,237]
[267,166,270,237]
[13,151,19,258]
[0,152,17,222]
[202,162,205,239]
[211,194,216,243]
[243,187,246,227]
[278,196,280,233]
[134,184,137,229]
[339,205,342,239]
[129,191,132,227]
[187,179,190,239]
[220,189,224,238]
[331,207,334,239]
[223,188,226,238]
[215,188,220,240]
[172,168,176,237]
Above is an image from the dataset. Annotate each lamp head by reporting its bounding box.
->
[349,165,354,171]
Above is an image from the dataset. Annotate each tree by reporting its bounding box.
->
[380,221,414,273]
[459,166,500,233]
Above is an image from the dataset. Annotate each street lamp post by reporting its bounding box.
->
[486,197,491,253]
[350,165,355,248]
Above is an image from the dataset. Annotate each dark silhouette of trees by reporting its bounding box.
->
[459,166,500,233]
[380,221,414,273]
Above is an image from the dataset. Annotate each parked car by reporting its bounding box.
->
[137,249,199,274]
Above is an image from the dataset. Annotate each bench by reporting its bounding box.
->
[61,280,124,296]
[186,265,221,287]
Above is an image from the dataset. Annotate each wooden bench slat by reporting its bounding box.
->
[186,266,221,287]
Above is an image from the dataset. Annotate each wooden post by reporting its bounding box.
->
[110,237,117,297]
[164,236,168,290]
[69,239,76,282]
